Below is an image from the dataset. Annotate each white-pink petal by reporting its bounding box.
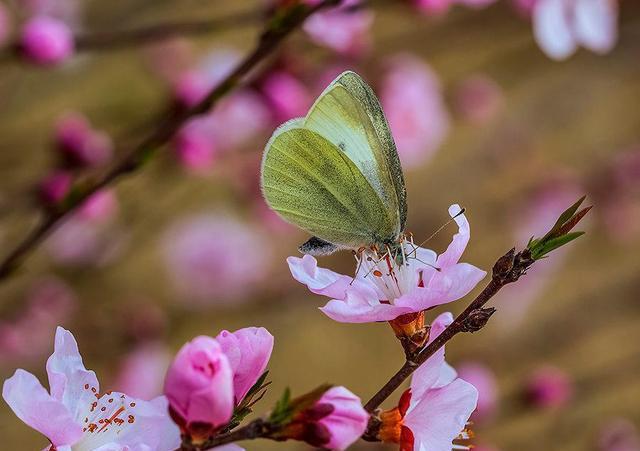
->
[436,204,471,269]
[574,0,617,54]
[2,369,83,447]
[533,0,577,60]
[320,290,413,323]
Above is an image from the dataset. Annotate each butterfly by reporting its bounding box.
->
[261,71,407,257]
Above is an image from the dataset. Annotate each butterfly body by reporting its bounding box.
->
[261,71,407,256]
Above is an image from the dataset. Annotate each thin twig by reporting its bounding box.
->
[0,0,342,282]
[363,247,534,413]
[177,419,272,451]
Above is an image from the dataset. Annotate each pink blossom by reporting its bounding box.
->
[512,0,537,16]
[303,0,374,57]
[113,343,171,401]
[288,204,485,323]
[525,365,573,409]
[20,16,74,65]
[457,361,498,422]
[38,170,72,205]
[0,277,75,364]
[379,313,477,450]
[282,386,368,450]
[260,70,312,123]
[2,327,180,450]
[598,418,640,451]
[77,190,118,223]
[55,112,113,168]
[381,54,450,168]
[216,327,274,404]
[414,0,497,15]
[0,3,11,47]
[163,336,234,433]
[161,214,271,307]
[453,74,504,124]
[533,0,618,60]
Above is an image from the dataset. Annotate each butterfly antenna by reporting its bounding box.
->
[412,207,466,253]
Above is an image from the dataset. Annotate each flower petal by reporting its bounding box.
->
[46,327,100,420]
[320,290,415,323]
[404,379,478,451]
[436,204,471,268]
[288,255,354,299]
[574,0,617,54]
[533,0,577,60]
[2,369,83,446]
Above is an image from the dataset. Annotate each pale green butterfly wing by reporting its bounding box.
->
[303,71,407,231]
[261,124,397,250]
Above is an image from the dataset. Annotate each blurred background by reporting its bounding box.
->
[0,0,639,450]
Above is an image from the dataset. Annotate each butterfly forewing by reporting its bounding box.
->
[261,126,395,249]
[304,71,407,233]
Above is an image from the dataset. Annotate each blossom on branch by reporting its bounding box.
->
[2,327,180,451]
[288,204,486,323]
[19,15,74,65]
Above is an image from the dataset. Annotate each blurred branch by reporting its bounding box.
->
[0,0,343,283]
[363,199,590,414]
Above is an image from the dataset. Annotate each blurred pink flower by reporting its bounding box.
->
[598,418,640,451]
[173,116,218,173]
[38,170,72,205]
[216,327,274,404]
[525,365,573,409]
[0,277,75,364]
[414,0,497,15]
[55,112,113,168]
[161,214,271,307]
[288,204,485,323]
[0,3,11,47]
[303,0,374,57]
[380,313,477,450]
[260,70,312,123]
[381,54,450,168]
[457,361,498,422]
[533,0,618,60]
[77,189,118,223]
[281,386,368,450]
[20,15,74,65]
[454,74,504,124]
[113,342,171,401]
[512,0,537,16]
[2,327,180,450]
[164,336,234,435]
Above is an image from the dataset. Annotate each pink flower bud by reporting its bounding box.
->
[453,74,503,124]
[20,16,74,65]
[38,170,72,206]
[77,190,118,223]
[164,336,234,439]
[216,327,274,404]
[525,365,573,409]
[284,386,369,450]
[260,70,312,123]
[55,113,113,168]
[173,70,212,107]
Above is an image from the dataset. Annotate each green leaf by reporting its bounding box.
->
[531,232,585,260]
[541,195,586,241]
[269,388,293,426]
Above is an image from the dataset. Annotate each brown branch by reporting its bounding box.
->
[0,0,342,282]
[363,247,534,413]
[177,419,273,451]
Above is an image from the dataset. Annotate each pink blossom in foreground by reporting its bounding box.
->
[288,204,485,323]
[260,70,312,123]
[216,327,274,404]
[457,361,499,422]
[533,0,618,60]
[164,336,234,437]
[2,327,180,450]
[113,342,171,401]
[379,313,478,450]
[0,277,75,364]
[20,16,74,65]
[162,214,271,307]
[381,54,450,168]
[54,112,114,168]
[282,386,369,450]
[525,365,573,409]
[453,74,504,124]
[414,0,497,15]
[303,0,374,57]
[0,3,11,47]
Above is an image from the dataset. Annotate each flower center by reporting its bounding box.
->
[359,243,419,302]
